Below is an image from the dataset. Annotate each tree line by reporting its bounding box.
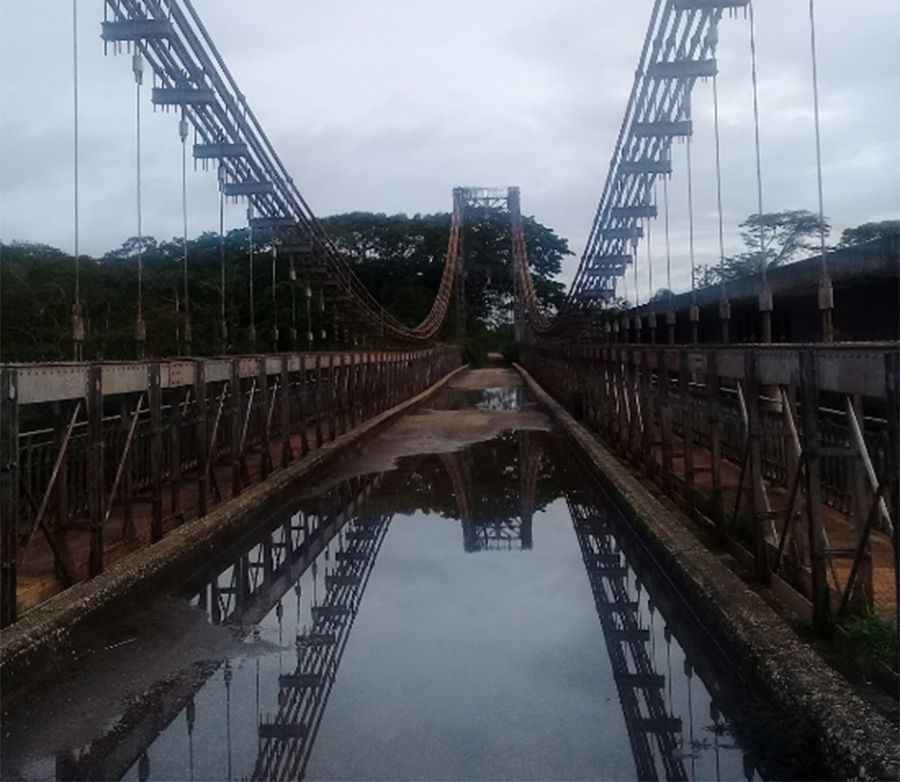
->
[0,207,570,362]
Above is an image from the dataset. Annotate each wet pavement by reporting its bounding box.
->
[2,369,820,781]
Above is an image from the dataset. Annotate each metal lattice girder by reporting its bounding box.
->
[604,226,644,241]
[590,254,632,268]
[648,59,718,79]
[674,0,749,8]
[258,723,306,740]
[250,216,297,230]
[100,19,173,41]
[633,120,693,138]
[611,205,658,220]
[193,142,248,159]
[151,87,216,106]
[619,158,673,175]
[222,181,275,196]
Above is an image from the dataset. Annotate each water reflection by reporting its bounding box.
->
[3,387,808,781]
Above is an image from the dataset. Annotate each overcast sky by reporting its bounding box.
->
[1,1,897,295]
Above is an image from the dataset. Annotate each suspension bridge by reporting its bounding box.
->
[1,3,899,772]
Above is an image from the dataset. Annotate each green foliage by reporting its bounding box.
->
[696,210,830,288]
[842,615,898,671]
[838,220,900,247]
[1,208,570,361]
[322,208,570,333]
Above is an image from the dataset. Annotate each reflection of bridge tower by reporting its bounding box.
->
[251,511,391,781]
[567,495,688,782]
[440,445,536,553]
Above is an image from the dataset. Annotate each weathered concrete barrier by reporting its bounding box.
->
[0,363,467,706]
[516,363,899,782]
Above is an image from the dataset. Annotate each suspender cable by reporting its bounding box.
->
[72,0,83,360]
[808,0,833,341]
[218,164,227,350]
[271,242,279,348]
[633,238,640,307]
[713,74,726,280]
[647,193,654,304]
[248,202,256,349]
[133,50,145,358]
[663,175,672,291]
[712,69,731,343]
[686,137,696,294]
[179,111,191,354]
[749,1,772,342]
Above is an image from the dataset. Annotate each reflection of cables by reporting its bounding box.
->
[225,661,233,782]
[186,697,196,782]
[685,659,695,780]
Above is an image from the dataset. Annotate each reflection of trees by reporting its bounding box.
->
[375,431,559,528]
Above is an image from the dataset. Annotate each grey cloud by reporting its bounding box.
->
[1,0,897,298]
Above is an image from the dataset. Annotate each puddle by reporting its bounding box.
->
[1,369,820,782]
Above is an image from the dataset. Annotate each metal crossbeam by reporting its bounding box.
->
[100,19,173,41]
[633,120,693,138]
[222,181,275,196]
[151,87,216,105]
[611,206,658,220]
[193,142,248,159]
[648,59,718,79]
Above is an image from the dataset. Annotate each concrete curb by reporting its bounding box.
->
[1,363,467,704]
[515,363,899,782]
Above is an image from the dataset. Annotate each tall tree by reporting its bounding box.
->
[838,220,900,247]
[697,209,830,287]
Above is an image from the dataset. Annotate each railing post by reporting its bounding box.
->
[170,385,183,522]
[659,349,674,495]
[849,393,874,610]
[1,368,19,627]
[313,354,324,448]
[258,358,270,479]
[87,364,105,576]
[798,349,831,631]
[149,362,163,543]
[297,354,310,457]
[707,350,725,537]
[327,354,337,442]
[194,360,208,518]
[119,398,135,541]
[680,351,696,519]
[640,350,654,476]
[744,351,769,583]
[231,359,243,497]
[280,356,292,469]
[885,351,900,671]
